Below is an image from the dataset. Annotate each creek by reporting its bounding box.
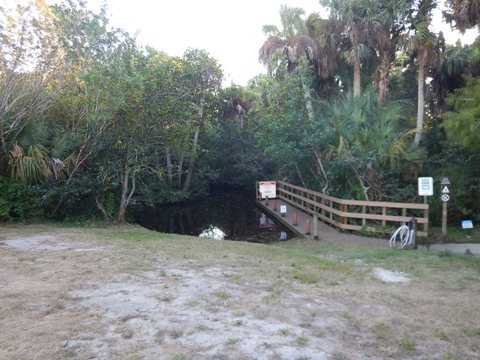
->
[130,190,293,243]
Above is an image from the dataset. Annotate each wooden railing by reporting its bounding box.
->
[262,181,429,237]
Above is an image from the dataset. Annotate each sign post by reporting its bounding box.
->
[461,220,473,239]
[440,177,451,236]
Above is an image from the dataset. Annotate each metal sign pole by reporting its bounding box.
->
[442,201,448,236]
[440,176,450,237]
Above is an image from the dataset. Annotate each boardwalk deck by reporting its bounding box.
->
[257,198,390,247]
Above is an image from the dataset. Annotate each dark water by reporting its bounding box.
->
[131,190,293,243]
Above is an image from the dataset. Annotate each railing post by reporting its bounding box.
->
[340,204,347,226]
[329,200,333,222]
[305,218,311,235]
[362,206,366,227]
[382,207,387,226]
[424,206,429,236]
[313,215,319,240]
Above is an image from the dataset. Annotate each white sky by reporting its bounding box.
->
[84,0,477,85]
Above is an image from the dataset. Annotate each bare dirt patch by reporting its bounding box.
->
[1,225,479,360]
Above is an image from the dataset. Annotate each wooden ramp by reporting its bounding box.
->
[257,198,390,246]
[256,180,430,245]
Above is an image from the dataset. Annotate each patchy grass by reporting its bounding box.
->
[398,335,416,352]
[213,289,231,300]
[277,238,480,274]
[429,226,480,244]
[296,332,309,346]
[293,272,319,284]
[1,223,480,360]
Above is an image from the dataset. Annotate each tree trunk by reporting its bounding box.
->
[414,48,426,146]
[314,151,329,194]
[376,52,391,107]
[165,147,173,184]
[183,126,200,192]
[295,163,307,188]
[353,60,361,98]
[177,151,184,189]
[95,196,111,223]
[301,80,315,121]
[117,167,135,223]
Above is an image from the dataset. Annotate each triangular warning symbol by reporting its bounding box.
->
[442,186,450,194]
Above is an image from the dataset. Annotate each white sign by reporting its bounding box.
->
[259,181,276,199]
[461,220,473,229]
[280,205,287,214]
[442,186,450,194]
[441,194,450,202]
[441,177,451,185]
[418,177,433,196]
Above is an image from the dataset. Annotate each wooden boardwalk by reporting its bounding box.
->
[257,197,390,247]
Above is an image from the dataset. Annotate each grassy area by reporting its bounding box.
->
[1,223,480,359]
[428,226,480,243]
[93,226,356,281]
[90,225,480,286]
[277,237,480,273]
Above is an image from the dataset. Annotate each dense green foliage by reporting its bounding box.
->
[1,0,479,226]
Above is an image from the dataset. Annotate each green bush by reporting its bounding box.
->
[0,176,43,221]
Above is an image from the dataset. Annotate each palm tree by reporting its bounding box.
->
[259,6,340,119]
[371,0,412,107]
[404,0,439,146]
[8,122,71,183]
[320,90,423,200]
[321,0,374,98]
[444,0,480,31]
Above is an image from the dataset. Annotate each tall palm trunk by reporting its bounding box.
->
[353,60,361,98]
[377,52,391,107]
[414,47,426,146]
[301,81,315,121]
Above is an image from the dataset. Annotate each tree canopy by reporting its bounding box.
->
[1,0,480,226]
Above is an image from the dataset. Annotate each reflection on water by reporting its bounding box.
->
[130,190,293,243]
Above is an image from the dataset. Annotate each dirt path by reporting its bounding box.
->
[0,225,479,360]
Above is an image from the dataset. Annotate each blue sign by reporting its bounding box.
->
[461,220,474,229]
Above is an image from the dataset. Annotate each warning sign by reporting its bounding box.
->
[259,181,276,199]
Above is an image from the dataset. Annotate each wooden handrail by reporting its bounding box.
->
[273,180,429,237]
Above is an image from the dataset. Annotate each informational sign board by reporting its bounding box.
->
[461,220,474,229]
[280,205,287,214]
[259,181,276,199]
[441,177,451,185]
[418,177,434,196]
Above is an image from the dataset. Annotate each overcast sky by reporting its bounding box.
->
[86,0,477,86]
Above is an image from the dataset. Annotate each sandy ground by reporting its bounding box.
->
[0,226,479,360]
